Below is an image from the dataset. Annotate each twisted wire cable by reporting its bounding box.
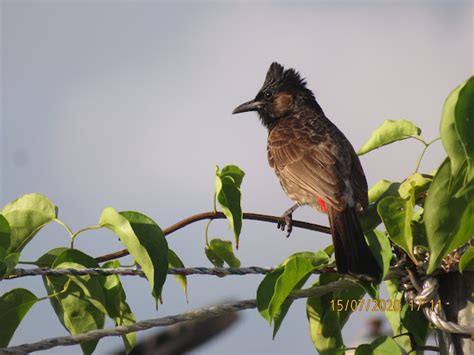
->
[404,277,472,335]
[6,266,406,280]
[6,266,281,279]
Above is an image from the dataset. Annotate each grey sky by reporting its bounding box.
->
[1,0,473,354]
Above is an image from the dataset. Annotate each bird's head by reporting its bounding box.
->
[232,62,319,128]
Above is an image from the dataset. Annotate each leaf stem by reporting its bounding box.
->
[72,225,102,238]
[409,135,428,146]
[426,137,441,145]
[204,220,212,246]
[54,218,74,238]
[413,136,441,173]
[414,145,429,173]
[69,225,102,249]
[37,278,72,302]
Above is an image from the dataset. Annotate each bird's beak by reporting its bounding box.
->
[232,99,264,114]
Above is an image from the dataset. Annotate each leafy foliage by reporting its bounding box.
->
[385,279,430,354]
[40,249,108,354]
[257,251,330,337]
[0,215,10,250]
[102,260,136,352]
[1,193,56,253]
[425,159,474,273]
[0,288,38,347]
[364,229,391,278]
[378,196,415,262]
[459,246,474,272]
[205,238,241,267]
[357,119,421,155]
[440,77,474,181]
[355,336,403,355]
[306,273,365,354]
[0,77,472,354]
[99,209,168,305]
[214,165,245,248]
[168,249,188,301]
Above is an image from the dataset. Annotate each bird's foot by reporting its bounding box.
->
[277,212,293,238]
[277,204,299,238]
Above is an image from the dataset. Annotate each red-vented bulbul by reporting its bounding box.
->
[232,62,381,280]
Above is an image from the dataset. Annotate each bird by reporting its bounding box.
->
[232,62,381,280]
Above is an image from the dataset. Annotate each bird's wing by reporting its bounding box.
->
[350,150,369,207]
[267,122,355,211]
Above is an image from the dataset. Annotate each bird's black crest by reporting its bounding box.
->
[263,62,307,90]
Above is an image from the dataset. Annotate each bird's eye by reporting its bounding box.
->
[264,91,273,99]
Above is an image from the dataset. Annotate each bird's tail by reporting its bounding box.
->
[328,207,381,281]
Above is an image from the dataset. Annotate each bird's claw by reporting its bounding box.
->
[277,213,293,238]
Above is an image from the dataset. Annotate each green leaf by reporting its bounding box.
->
[268,252,329,319]
[0,247,6,276]
[384,280,428,354]
[358,280,379,300]
[43,249,107,354]
[44,280,104,354]
[257,267,284,323]
[411,220,429,249]
[365,229,392,278]
[1,193,56,253]
[360,181,401,232]
[358,119,421,155]
[354,344,372,354]
[0,288,38,347]
[272,274,311,338]
[0,215,11,250]
[378,196,414,261]
[440,76,474,180]
[306,274,343,355]
[168,249,188,302]
[355,336,403,355]
[425,159,474,273]
[368,180,396,204]
[454,77,474,181]
[36,247,70,267]
[99,209,168,304]
[401,301,430,346]
[306,273,364,354]
[215,166,244,248]
[205,238,241,268]
[459,246,474,272]
[204,245,224,268]
[257,251,329,325]
[372,336,403,355]
[323,244,334,257]
[398,173,432,201]
[0,252,20,278]
[384,280,411,353]
[102,260,136,353]
[219,165,245,188]
[331,275,366,327]
[53,250,107,312]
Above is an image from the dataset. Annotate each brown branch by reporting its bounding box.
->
[95,211,330,263]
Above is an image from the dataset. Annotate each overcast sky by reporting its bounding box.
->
[1,0,473,354]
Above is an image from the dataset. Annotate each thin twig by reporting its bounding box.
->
[95,211,331,262]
